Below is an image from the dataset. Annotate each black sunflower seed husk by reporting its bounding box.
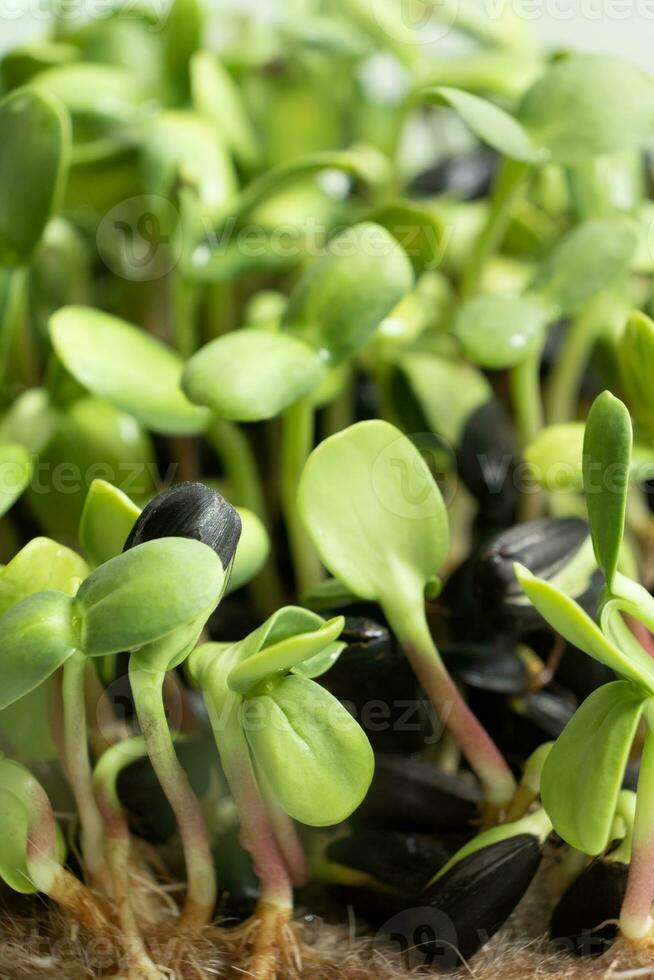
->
[117,738,217,843]
[457,398,518,525]
[417,833,544,963]
[550,857,628,957]
[471,517,595,636]
[468,684,576,764]
[213,827,260,923]
[441,641,528,696]
[320,617,433,753]
[353,754,481,834]
[326,830,455,894]
[554,640,616,702]
[408,148,497,201]
[124,480,242,571]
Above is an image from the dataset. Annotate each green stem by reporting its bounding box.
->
[129,662,216,931]
[206,417,285,612]
[61,652,112,894]
[509,347,543,451]
[544,304,601,425]
[460,158,530,298]
[322,371,354,439]
[0,265,27,394]
[207,417,266,519]
[620,716,654,942]
[385,599,516,807]
[170,269,201,358]
[281,398,324,598]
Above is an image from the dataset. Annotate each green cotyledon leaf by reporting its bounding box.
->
[422,87,542,163]
[541,681,647,854]
[227,610,344,693]
[74,538,223,656]
[298,420,449,614]
[283,222,414,364]
[182,328,327,421]
[0,537,88,616]
[514,564,654,692]
[0,758,66,893]
[583,392,632,591]
[79,479,141,568]
[453,293,552,370]
[243,673,374,826]
[0,591,78,711]
[0,87,71,266]
[0,442,32,517]
[530,217,638,315]
[49,307,209,436]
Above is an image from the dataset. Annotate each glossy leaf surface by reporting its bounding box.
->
[0,87,70,266]
[183,328,326,420]
[75,538,223,656]
[244,673,374,826]
[0,591,78,710]
[79,479,141,567]
[298,421,449,612]
[453,294,551,369]
[541,681,646,853]
[583,392,632,590]
[284,223,414,363]
[49,307,209,435]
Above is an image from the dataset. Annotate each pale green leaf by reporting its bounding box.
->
[0,443,32,517]
[583,392,632,590]
[298,420,449,612]
[0,591,78,710]
[531,218,638,314]
[228,612,344,694]
[541,681,646,853]
[75,538,223,656]
[31,63,146,124]
[515,564,654,690]
[244,674,374,826]
[397,352,491,446]
[190,52,258,168]
[284,223,414,363]
[79,479,141,568]
[0,87,71,266]
[182,329,327,421]
[142,111,236,222]
[49,307,209,436]
[518,55,654,164]
[0,537,88,617]
[227,508,270,594]
[453,293,552,370]
[423,87,543,163]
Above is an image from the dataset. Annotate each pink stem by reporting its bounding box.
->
[390,606,516,806]
[627,615,654,661]
[264,794,310,887]
[205,692,293,910]
[621,725,654,941]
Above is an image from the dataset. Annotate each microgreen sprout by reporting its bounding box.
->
[516,391,654,943]
[122,482,240,932]
[298,419,516,810]
[187,606,373,976]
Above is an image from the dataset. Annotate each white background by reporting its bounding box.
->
[1,2,653,69]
